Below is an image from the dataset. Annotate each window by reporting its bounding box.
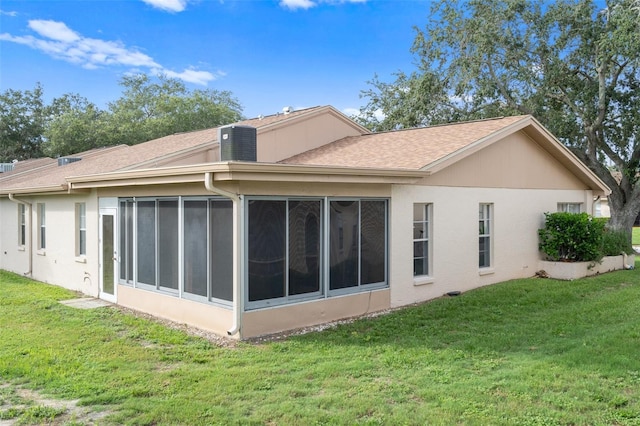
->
[119,197,233,303]
[76,203,87,256]
[37,203,46,250]
[158,199,179,290]
[182,198,234,301]
[329,200,387,290]
[246,197,387,309]
[413,203,431,276]
[248,199,322,303]
[479,203,492,268]
[18,204,26,247]
[558,203,582,213]
[119,199,134,283]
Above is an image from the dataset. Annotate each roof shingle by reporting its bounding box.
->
[280,115,527,170]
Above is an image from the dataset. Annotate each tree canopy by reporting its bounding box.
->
[0,74,244,161]
[0,84,48,161]
[358,0,640,234]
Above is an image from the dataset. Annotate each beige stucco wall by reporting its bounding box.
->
[257,113,365,163]
[389,185,592,307]
[242,289,390,338]
[0,191,100,296]
[117,285,234,335]
[424,132,587,190]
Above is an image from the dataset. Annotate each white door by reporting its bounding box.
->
[99,208,117,302]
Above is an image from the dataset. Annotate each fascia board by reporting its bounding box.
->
[0,185,68,195]
[67,162,425,189]
[256,106,371,136]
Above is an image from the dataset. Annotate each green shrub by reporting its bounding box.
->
[538,212,605,262]
[601,228,634,256]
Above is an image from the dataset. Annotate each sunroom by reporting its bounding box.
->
[69,162,423,339]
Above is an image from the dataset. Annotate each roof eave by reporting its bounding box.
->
[1,184,69,196]
[67,161,425,189]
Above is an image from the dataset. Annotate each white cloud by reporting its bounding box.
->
[0,19,219,85]
[280,0,317,10]
[162,68,221,85]
[280,0,366,10]
[29,20,80,42]
[0,9,18,17]
[141,0,188,12]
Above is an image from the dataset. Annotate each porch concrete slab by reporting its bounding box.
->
[59,298,112,309]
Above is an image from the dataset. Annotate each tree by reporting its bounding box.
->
[0,83,47,162]
[42,94,109,157]
[104,74,243,146]
[4,75,244,160]
[358,0,640,235]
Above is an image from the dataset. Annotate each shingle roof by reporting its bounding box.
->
[0,106,327,193]
[280,115,527,170]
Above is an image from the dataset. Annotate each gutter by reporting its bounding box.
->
[8,194,33,277]
[204,172,243,338]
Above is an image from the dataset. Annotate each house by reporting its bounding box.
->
[0,106,609,339]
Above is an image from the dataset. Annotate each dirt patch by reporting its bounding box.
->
[0,383,112,425]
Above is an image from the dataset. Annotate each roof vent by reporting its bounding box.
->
[219,125,257,162]
[57,157,82,166]
[0,163,15,173]
[283,106,293,114]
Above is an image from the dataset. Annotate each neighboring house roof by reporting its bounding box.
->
[1,106,363,194]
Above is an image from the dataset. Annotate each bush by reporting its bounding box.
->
[601,228,634,256]
[538,212,605,262]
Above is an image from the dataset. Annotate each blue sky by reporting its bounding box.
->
[0,0,430,119]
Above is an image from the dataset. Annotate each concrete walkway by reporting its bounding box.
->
[59,297,112,309]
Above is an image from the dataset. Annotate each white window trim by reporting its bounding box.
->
[37,203,46,253]
[557,202,582,213]
[18,203,26,248]
[479,203,493,270]
[413,203,433,283]
[75,203,87,259]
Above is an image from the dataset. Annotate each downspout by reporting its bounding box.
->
[593,195,601,217]
[204,172,243,337]
[8,194,33,276]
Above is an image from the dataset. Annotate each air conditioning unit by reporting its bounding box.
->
[57,157,82,166]
[219,125,257,162]
[0,163,15,173]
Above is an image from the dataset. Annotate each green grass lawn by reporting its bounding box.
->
[2,269,640,425]
[633,227,640,245]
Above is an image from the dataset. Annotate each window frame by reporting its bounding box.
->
[182,197,234,304]
[557,202,582,213]
[246,197,324,309]
[118,196,233,307]
[37,203,46,251]
[18,203,26,247]
[479,203,493,269]
[413,203,432,278]
[245,196,389,310]
[75,203,87,257]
